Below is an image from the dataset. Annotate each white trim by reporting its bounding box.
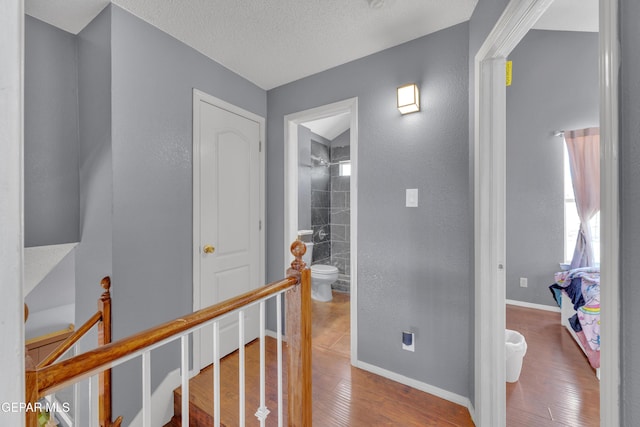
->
[265,328,287,342]
[505,299,560,313]
[475,0,620,426]
[0,1,25,424]
[284,97,359,366]
[355,360,473,412]
[192,89,266,372]
[598,0,620,424]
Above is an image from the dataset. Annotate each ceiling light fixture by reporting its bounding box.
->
[397,83,420,114]
[367,0,385,9]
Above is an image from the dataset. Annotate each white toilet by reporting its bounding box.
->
[301,241,338,302]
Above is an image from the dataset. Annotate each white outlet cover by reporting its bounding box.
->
[406,189,418,207]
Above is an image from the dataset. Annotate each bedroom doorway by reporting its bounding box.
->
[503,3,601,425]
[474,0,619,425]
[284,97,358,365]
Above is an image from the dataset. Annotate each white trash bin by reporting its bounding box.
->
[505,329,527,383]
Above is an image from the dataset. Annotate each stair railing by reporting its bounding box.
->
[25,276,122,427]
[25,240,312,427]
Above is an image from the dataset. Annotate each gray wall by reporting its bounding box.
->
[75,5,113,343]
[24,16,79,247]
[267,23,471,397]
[505,30,599,306]
[74,7,113,425]
[298,125,312,230]
[109,5,266,422]
[620,0,640,423]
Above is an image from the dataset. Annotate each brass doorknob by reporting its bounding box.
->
[203,244,215,254]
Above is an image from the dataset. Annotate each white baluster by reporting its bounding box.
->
[239,310,246,426]
[254,301,270,425]
[142,351,151,427]
[181,335,190,426]
[88,376,94,427]
[277,294,283,427]
[214,321,221,427]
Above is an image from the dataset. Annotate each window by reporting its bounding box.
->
[564,145,600,264]
[339,160,351,177]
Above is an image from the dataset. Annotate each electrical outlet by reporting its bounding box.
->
[520,277,528,288]
[402,331,415,352]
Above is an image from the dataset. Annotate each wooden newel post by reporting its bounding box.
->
[98,276,112,427]
[286,240,312,426]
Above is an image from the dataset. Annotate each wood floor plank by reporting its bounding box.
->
[167,297,599,426]
[169,292,474,426]
[506,304,599,426]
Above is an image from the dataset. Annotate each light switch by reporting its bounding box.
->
[406,189,418,207]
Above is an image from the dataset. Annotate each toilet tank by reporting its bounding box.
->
[297,230,314,266]
[302,242,313,266]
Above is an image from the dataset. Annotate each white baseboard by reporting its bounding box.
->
[354,360,472,411]
[506,299,560,313]
[467,402,477,425]
[265,328,287,342]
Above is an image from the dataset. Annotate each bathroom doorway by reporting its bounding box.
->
[284,97,358,364]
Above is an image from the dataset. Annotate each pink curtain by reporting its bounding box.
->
[565,127,600,269]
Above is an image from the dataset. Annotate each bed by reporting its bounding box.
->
[549,267,600,379]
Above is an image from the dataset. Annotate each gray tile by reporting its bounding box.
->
[332,241,350,258]
[331,146,350,162]
[312,241,331,264]
[311,167,330,191]
[311,207,329,226]
[331,208,350,226]
[311,190,330,208]
[331,176,350,191]
[331,192,347,208]
[331,257,348,274]
[330,224,346,241]
[331,280,350,293]
[311,140,330,159]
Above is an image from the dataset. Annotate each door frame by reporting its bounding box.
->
[1,0,25,423]
[284,97,359,365]
[192,89,266,371]
[474,0,619,425]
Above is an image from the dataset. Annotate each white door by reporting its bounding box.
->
[194,93,262,369]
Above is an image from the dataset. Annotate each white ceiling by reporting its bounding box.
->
[533,0,598,33]
[303,112,351,141]
[25,0,598,90]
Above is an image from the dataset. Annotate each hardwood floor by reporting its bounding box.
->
[506,304,600,426]
[169,291,474,426]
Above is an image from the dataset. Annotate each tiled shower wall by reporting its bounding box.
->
[330,130,350,292]
[310,139,331,264]
[308,130,351,293]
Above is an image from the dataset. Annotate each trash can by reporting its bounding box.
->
[505,329,527,383]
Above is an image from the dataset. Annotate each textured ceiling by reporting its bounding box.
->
[25,0,597,90]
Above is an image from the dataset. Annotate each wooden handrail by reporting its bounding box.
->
[26,241,312,427]
[28,276,298,397]
[37,312,101,368]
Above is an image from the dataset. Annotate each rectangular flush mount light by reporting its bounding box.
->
[397,83,420,114]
